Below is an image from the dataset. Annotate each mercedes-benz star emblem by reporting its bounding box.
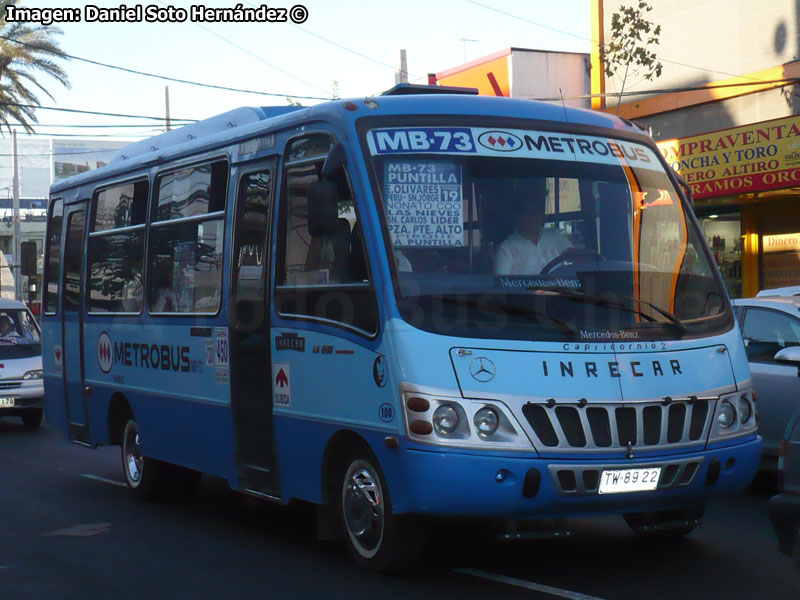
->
[469,357,496,382]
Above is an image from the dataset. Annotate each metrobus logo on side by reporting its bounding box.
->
[97,332,191,374]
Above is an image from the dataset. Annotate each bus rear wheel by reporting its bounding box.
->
[122,418,169,500]
[339,452,426,572]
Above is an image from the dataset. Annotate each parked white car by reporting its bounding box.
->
[0,298,44,428]
[732,296,800,467]
[757,286,800,297]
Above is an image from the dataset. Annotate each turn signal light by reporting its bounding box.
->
[407,397,430,413]
[410,420,433,435]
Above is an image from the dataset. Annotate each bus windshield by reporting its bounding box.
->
[365,124,731,341]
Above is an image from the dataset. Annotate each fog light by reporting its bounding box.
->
[718,400,735,428]
[474,407,499,436]
[432,405,458,435]
[738,396,752,423]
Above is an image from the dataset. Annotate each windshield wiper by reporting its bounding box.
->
[433,295,577,337]
[528,286,687,336]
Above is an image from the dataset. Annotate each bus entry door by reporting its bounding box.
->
[61,201,90,443]
[229,163,280,496]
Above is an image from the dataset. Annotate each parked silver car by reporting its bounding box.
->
[732,296,800,467]
[769,408,800,566]
[757,286,800,298]
[0,298,44,428]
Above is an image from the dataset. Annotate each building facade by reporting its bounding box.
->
[432,47,591,109]
[0,137,127,304]
[593,0,800,297]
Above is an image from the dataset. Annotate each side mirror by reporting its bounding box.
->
[307,180,338,237]
[774,346,800,364]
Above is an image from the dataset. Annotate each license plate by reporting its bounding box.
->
[599,467,661,494]
[0,397,14,408]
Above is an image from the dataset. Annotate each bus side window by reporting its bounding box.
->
[44,198,64,315]
[276,139,377,335]
[148,160,228,315]
[87,180,148,314]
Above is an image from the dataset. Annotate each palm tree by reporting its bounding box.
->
[0,0,70,132]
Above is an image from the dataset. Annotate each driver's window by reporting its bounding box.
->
[275,134,378,336]
[280,162,366,286]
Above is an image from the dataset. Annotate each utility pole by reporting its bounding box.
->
[460,37,479,63]
[165,86,171,131]
[398,49,408,84]
[11,130,21,301]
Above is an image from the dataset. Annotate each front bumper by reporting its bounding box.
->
[0,382,44,416]
[398,436,761,518]
[768,492,800,559]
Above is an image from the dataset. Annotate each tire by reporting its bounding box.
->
[121,418,169,501]
[21,408,43,429]
[339,451,427,572]
[623,505,704,538]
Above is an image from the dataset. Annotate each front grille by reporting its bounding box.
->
[549,458,703,495]
[0,380,22,390]
[522,397,715,453]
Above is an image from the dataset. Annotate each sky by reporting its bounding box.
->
[8,0,592,147]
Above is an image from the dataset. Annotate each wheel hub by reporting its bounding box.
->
[124,429,143,484]
[343,465,384,555]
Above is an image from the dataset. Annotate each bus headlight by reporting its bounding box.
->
[401,391,532,450]
[718,400,736,428]
[473,407,499,436]
[432,405,459,435]
[23,370,43,380]
[738,395,753,424]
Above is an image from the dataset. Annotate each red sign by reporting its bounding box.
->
[657,115,800,199]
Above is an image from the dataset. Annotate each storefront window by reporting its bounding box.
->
[701,214,742,298]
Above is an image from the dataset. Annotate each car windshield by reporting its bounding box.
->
[0,308,41,358]
[364,123,731,341]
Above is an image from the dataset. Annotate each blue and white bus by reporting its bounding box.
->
[44,86,761,570]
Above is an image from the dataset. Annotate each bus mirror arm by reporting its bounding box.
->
[308,180,339,237]
[322,142,347,177]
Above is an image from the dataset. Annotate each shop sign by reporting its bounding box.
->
[763,233,800,253]
[657,115,800,200]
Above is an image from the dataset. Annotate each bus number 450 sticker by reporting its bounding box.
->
[272,363,290,408]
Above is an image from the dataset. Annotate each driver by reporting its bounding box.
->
[493,179,573,275]
[0,315,18,337]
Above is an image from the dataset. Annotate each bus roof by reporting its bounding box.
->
[50,94,643,194]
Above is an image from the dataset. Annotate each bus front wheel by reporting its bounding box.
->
[339,452,426,572]
[122,418,169,500]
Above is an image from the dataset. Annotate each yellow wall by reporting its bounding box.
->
[741,206,759,298]
[590,0,605,110]
[437,55,511,97]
